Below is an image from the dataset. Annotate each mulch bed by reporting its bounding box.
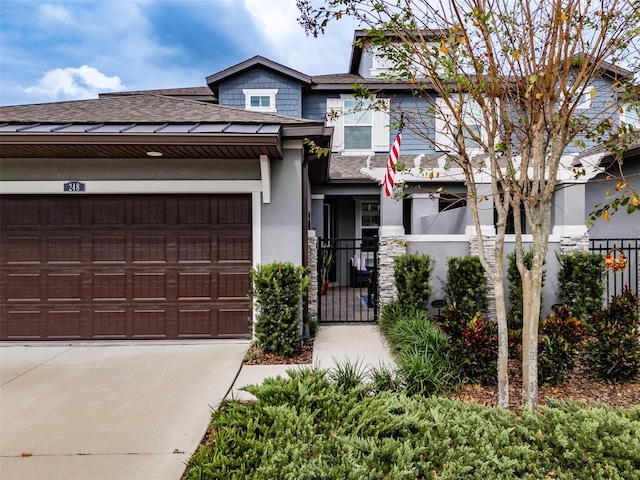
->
[243,338,314,365]
[450,360,640,411]
[245,340,640,410]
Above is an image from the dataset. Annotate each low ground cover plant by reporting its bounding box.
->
[184,368,640,480]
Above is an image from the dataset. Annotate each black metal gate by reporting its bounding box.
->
[318,238,379,323]
[589,238,639,303]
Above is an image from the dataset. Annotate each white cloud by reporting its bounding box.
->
[22,65,125,102]
[241,0,357,74]
[36,3,74,25]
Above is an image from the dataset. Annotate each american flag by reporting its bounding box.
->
[383,130,402,197]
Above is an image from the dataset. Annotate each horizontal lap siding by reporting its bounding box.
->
[0,195,252,340]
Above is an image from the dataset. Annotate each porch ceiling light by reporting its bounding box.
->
[146,151,163,157]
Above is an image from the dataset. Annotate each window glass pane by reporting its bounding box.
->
[344,99,372,124]
[345,126,372,149]
[250,96,270,107]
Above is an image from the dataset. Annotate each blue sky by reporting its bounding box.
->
[0,0,357,106]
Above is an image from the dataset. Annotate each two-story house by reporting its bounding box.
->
[1,31,637,340]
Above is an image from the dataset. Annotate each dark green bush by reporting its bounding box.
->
[439,304,498,385]
[587,288,640,382]
[557,252,605,321]
[444,255,488,317]
[185,369,640,480]
[250,262,308,357]
[393,252,435,311]
[538,305,587,386]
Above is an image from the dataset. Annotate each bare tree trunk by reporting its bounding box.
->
[521,248,545,411]
[493,277,510,409]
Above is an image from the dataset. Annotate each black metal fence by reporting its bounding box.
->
[589,238,639,303]
[318,238,378,323]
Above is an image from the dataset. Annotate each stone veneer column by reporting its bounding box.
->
[377,226,407,306]
[307,231,318,321]
[558,232,590,254]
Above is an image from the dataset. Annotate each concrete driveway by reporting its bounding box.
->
[0,341,249,480]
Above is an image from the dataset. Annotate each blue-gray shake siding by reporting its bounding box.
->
[217,67,303,117]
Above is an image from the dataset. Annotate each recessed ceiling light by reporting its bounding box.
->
[146,151,163,157]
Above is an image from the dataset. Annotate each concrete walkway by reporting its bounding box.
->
[230,324,394,401]
[0,341,248,480]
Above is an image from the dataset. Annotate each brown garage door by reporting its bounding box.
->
[0,195,252,340]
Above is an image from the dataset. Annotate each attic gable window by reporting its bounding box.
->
[243,89,278,112]
[325,95,390,154]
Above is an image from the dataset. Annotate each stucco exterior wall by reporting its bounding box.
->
[585,159,640,238]
[260,145,303,264]
[0,157,261,181]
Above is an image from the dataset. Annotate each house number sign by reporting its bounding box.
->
[64,181,86,192]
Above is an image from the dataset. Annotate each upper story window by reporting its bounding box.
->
[620,103,640,127]
[243,89,278,112]
[576,85,596,110]
[435,96,485,153]
[326,95,390,154]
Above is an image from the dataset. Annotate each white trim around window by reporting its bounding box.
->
[325,95,389,154]
[243,89,278,112]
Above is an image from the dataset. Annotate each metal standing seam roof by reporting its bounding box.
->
[0,122,283,135]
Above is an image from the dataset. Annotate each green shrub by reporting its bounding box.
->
[538,305,587,386]
[587,288,640,382]
[393,252,435,311]
[439,304,498,385]
[378,304,461,396]
[185,369,640,480]
[557,252,605,321]
[250,262,308,357]
[444,255,489,317]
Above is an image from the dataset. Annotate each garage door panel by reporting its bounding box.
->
[46,310,82,338]
[132,310,168,338]
[218,309,251,337]
[92,199,126,225]
[92,310,127,338]
[48,199,82,225]
[178,198,211,224]
[1,195,252,340]
[133,236,168,263]
[92,273,127,300]
[6,274,41,301]
[133,273,167,300]
[46,273,82,301]
[218,234,251,262]
[217,271,251,300]
[3,198,40,225]
[48,236,82,263]
[3,310,42,339]
[178,309,216,338]
[133,199,167,225]
[93,236,127,263]
[4,236,41,264]
[178,273,212,300]
[178,235,212,263]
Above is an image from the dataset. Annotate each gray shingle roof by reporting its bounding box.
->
[0,94,313,124]
[100,86,214,97]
